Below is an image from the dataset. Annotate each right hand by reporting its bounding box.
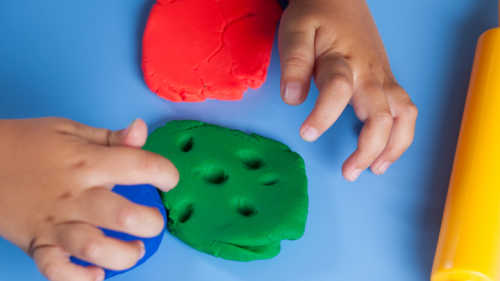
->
[278,0,418,181]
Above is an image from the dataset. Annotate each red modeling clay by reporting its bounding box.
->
[142,0,282,102]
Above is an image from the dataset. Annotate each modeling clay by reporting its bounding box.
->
[142,0,282,102]
[144,120,308,261]
[71,185,167,279]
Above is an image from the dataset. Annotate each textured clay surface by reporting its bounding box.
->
[142,0,282,102]
[143,120,308,261]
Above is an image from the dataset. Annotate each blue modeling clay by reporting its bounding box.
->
[71,184,166,279]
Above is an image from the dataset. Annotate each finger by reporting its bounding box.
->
[343,85,393,181]
[278,13,315,105]
[112,119,148,148]
[56,222,145,271]
[33,246,104,281]
[300,54,353,142]
[371,86,418,174]
[86,146,179,192]
[66,119,148,148]
[75,187,164,238]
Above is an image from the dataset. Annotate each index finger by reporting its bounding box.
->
[278,13,316,105]
[300,54,353,142]
[83,146,179,192]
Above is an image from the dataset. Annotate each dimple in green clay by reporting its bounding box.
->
[144,120,308,261]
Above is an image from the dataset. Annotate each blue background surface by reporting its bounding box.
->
[0,0,497,280]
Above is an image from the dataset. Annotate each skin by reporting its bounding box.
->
[0,118,179,281]
[0,1,417,279]
[279,0,418,181]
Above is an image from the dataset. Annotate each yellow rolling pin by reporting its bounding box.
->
[431,20,500,281]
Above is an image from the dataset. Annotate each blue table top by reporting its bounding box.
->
[0,1,497,280]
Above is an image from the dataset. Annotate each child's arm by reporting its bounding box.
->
[0,118,179,281]
[279,0,418,181]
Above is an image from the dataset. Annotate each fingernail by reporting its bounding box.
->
[374,161,391,175]
[138,242,146,260]
[346,168,363,182]
[283,82,302,104]
[301,126,319,142]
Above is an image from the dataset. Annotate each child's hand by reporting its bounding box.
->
[0,118,179,281]
[279,0,418,181]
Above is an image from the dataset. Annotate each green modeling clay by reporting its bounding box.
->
[144,120,308,261]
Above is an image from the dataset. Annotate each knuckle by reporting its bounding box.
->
[385,79,402,90]
[48,117,75,132]
[71,158,89,170]
[385,80,405,93]
[358,81,383,96]
[101,129,113,145]
[60,118,80,131]
[41,262,59,281]
[81,240,101,261]
[361,81,382,93]
[283,53,312,69]
[330,74,352,92]
[117,207,136,230]
[402,103,419,119]
[372,112,393,127]
[316,63,353,94]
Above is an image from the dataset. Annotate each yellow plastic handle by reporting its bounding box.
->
[431,28,500,281]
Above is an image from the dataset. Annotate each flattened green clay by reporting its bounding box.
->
[144,120,308,261]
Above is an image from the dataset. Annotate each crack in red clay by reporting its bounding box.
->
[206,13,256,63]
[190,13,256,98]
[161,1,258,100]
